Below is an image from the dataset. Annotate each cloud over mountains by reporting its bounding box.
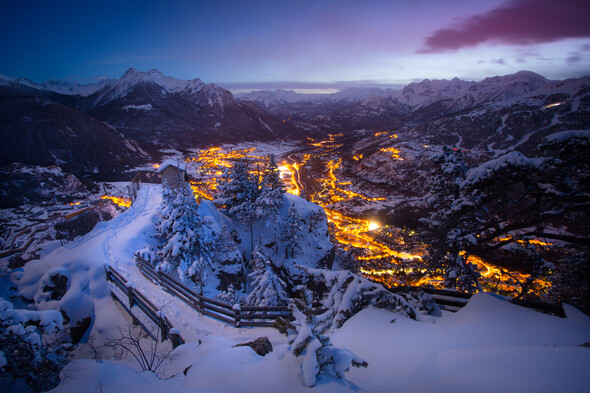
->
[419,0,590,53]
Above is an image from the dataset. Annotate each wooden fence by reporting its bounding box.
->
[391,285,565,317]
[104,264,185,348]
[0,225,49,258]
[134,255,293,328]
[126,172,143,204]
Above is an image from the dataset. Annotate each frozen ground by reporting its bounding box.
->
[7,184,589,392]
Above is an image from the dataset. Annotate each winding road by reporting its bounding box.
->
[287,153,305,196]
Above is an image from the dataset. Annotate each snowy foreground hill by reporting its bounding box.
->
[6,185,590,392]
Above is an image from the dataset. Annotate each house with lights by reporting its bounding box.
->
[157,160,187,190]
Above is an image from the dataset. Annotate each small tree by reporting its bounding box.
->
[307,210,325,233]
[157,184,219,284]
[215,225,241,263]
[283,203,303,259]
[246,247,288,307]
[215,160,259,255]
[285,288,368,387]
[105,323,174,374]
[215,160,258,221]
[216,283,238,305]
[254,187,285,226]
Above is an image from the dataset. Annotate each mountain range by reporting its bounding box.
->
[0,68,296,178]
[1,68,588,188]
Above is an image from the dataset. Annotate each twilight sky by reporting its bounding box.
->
[1,0,589,92]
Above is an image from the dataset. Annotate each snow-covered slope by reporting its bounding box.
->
[331,294,590,393]
[10,183,590,393]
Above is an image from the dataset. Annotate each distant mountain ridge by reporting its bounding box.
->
[236,70,552,111]
[0,73,115,97]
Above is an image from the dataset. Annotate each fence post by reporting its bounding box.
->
[169,327,181,349]
[157,311,167,342]
[156,265,165,286]
[233,304,241,327]
[191,295,203,313]
[104,265,111,282]
[125,282,135,308]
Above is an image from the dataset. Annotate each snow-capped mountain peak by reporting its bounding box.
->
[118,68,204,93]
[182,83,235,110]
[41,79,116,96]
[0,74,48,90]
[0,73,114,96]
[394,78,475,107]
[93,68,211,105]
[481,70,548,85]
[386,71,552,110]
[183,77,206,94]
[0,74,16,85]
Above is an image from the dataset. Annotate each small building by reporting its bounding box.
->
[157,160,187,190]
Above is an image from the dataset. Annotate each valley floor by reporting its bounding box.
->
[9,185,590,392]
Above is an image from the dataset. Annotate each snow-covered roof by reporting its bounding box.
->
[157,159,186,173]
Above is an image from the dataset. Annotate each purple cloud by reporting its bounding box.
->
[419,0,590,53]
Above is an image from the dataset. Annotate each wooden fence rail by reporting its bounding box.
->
[104,264,185,348]
[391,285,565,317]
[0,225,49,258]
[134,255,293,328]
[126,172,143,204]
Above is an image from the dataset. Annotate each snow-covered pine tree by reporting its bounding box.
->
[307,210,325,233]
[254,155,286,225]
[159,179,177,222]
[216,283,238,305]
[246,247,288,307]
[215,160,258,223]
[282,203,303,259]
[286,287,368,387]
[261,154,285,191]
[308,269,417,330]
[157,184,219,285]
[215,225,242,264]
[214,160,259,255]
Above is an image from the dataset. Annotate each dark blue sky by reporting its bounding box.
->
[2,0,589,90]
